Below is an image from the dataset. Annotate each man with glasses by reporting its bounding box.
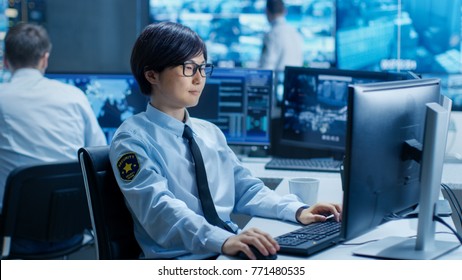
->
[110,22,341,260]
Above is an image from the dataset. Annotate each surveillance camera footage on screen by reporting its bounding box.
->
[336,0,461,74]
[149,0,336,69]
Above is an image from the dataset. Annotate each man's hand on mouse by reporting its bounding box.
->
[296,202,342,225]
[222,227,279,259]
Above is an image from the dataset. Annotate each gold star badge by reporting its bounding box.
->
[123,163,132,173]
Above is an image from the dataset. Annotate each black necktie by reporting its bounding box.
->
[183,125,234,233]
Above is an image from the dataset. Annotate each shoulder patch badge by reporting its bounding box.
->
[117,152,140,181]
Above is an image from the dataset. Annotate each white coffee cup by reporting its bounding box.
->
[289,177,320,205]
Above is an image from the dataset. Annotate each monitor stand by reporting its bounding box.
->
[354,99,460,259]
[353,236,459,260]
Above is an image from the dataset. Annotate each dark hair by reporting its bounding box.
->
[267,0,286,15]
[5,23,52,69]
[130,22,208,95]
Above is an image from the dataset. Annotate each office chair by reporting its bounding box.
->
[1,161,94,259]
[78,146,141,259]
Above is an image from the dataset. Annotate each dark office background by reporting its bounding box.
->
[3,0,149,73]
[46,0,148,73]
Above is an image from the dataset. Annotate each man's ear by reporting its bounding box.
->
[144,70,160,85]
[35,52,50,73]
[41,52,50,71]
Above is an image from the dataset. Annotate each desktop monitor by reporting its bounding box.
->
[46,73,149,143]
[188,67,273,147]
[149,0,336,69]
[278,66,409,157]
[342,78,459,259]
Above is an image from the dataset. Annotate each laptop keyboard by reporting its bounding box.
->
[275,220,341,255]
[265,157,342,172]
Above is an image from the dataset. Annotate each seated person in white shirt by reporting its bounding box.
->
[0,23,107,254]
[109,21,341,260]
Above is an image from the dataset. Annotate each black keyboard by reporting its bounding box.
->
[275,220,342,256]
[265,157,342,172]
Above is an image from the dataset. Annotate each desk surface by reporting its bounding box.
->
[219,158,462,260]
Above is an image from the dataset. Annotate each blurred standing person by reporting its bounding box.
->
[259,0,304,71]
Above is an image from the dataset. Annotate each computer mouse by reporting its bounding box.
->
[236,245,277,260]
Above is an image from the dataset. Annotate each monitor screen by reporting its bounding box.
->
[46,73,149,143]
[149,0,336,69]
[188,67,273,146]
[337,0,462,74]
[279,66,410,154]
[342,79,455,258]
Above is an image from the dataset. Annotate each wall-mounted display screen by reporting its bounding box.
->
[337,0,461,74]
[149,0,336,69]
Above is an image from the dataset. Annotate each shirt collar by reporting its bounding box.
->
[270,16,286,27]
[145,103,193,138]
[10,68,44,82]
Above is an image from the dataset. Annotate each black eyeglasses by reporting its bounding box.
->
[180,62,214,77]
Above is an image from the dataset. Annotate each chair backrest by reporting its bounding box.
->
[1,161,91,259]
[78,146,141,259]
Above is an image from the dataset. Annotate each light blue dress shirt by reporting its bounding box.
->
[109,104,306,259]
[0,68,107,207]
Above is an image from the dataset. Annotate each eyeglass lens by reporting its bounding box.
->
[183,63,212,77]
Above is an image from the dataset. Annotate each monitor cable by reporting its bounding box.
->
[399,212,462,244]
[441,183,462,226]
[433,215,462,244]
